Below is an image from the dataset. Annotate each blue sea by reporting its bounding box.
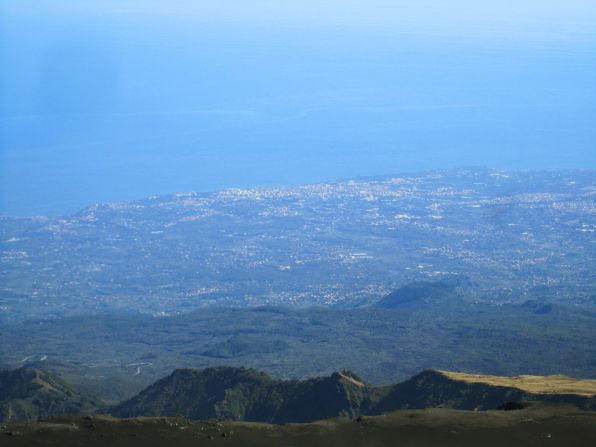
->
[1,10,595,216]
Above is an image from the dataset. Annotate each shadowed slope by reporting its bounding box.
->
[110,367,380,423]
[374,370,596,413]
[0,368,102,422]
[110,367,596,422]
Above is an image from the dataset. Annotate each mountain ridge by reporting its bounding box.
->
[0,367,102,422]
[109,367,596,423]
[109,366,380,423]
[3,366,595,423]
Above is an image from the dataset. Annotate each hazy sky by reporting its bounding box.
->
[5,0,596,37]
[1,1,595,215]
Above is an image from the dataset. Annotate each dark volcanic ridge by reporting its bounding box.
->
[2,366,595,424]
[109,367,596,423]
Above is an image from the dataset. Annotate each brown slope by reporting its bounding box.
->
[373,369,596,413]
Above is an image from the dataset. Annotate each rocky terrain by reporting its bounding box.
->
[2,403,596,447]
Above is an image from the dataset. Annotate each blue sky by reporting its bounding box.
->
[5,0,595,37]
[1,1,595,215]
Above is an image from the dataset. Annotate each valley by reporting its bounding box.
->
[1,291,595,402]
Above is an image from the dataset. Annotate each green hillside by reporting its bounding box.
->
[0,368,102,422]
[3,299,595,403]
[110,367,596,423]
[110,367,383,423]
[375,279,470,308]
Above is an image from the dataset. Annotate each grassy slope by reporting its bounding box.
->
[438,370,596,396]
[375,370,596,413]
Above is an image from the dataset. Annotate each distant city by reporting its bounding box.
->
[1,168,594,322]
